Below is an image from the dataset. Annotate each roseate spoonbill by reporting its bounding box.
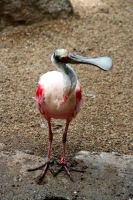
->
[28,49,112,181]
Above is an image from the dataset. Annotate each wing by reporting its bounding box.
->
[36,84,47,117]
[36,84,44,104]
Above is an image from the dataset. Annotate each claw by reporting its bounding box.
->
[28,159,56,183]
[54,162,84,181]
[28,158,85,182]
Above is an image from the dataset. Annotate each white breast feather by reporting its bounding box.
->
[39,71,75,112]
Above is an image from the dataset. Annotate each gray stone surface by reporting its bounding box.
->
[0,149,133,200]
[0,0,73,29]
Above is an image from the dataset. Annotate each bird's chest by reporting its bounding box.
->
[36,79,81,120]
[45,89,76,114]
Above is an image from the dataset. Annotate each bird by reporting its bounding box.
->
[28,49,112,182]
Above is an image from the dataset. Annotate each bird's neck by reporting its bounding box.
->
[51,55,77,93]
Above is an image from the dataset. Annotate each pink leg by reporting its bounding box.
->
[60,120,70,164]
[47,119,53,158]
[55,119,84,181]
[28,119,55,183]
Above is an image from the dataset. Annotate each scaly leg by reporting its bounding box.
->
[28,119,55,182]
[54,120,84,181]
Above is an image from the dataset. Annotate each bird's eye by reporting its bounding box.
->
[54,53,61,62]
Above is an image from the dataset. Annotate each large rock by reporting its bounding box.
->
[0,149,133,199]
[0,0,73,28]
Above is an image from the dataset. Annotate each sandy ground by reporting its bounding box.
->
[0,0,133,163]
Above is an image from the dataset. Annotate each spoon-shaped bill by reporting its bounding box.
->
[84,56,112,71]
[68,54,113,71]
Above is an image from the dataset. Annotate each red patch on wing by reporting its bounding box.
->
[35,84,47,117]
[36,85,43,99]
[35,84,45,105]
[74,85,82,117]
[76,88,82,103]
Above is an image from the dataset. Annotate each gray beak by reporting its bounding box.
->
[67,53,112,71]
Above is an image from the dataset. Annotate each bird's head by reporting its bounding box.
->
[54,49,81,64]
[53,48,112,71]
[54,49,69,63]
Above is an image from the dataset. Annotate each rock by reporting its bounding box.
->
[75,151,133,174]
[95,2,109,14]
[0,150,133,199]
[23,149,34,155]
[0,0,73,29]
[0,143,6,150]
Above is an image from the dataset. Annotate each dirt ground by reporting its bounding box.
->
[0,0,133,163]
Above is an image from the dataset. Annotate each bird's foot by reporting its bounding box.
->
[27,157,55,183]
[54,160,84,182]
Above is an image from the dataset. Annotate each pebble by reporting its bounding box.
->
[0,143,6,151]
[23,149,34,155]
